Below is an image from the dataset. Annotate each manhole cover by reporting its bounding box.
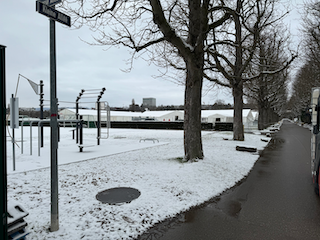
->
[96,187,141,204]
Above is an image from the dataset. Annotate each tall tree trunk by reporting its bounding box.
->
[257,38,269,131]
[232,79,245,140]
[233,81,244,140]
[233,0,244,141]
[258,103,268,130]
[184,58,204,161]
[182,0,205,161]
[258,105,278,130]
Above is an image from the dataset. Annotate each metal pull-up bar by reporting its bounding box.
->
[75,89,85,144]
[97,88,106,145]
[75,88,106,145]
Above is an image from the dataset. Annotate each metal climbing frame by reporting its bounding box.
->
[75,88,106,145]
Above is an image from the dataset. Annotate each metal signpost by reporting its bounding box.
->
[1,44,8,240]
[36,0,70,232]
[40,80,44,147]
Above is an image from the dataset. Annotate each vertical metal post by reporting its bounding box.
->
[38,121,41,157]
[0,44,8,240]
[12,128,15,171]
[79,116,83,152]
[40,80,44,147]
[75,90,84,143]
[50,18,59,232]
[58,114,60,142]
[107,104,110,138]
[97,101,100,145]
[76,101,79,143]
[96,88,105,145]
[21,120,24,154]
[30,121,33,155]
[11,95,15,171]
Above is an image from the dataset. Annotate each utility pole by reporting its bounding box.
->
[1,44,8,240]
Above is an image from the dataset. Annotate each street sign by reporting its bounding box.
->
[36,1,71,27]
[38,0,62,7]
[36,0,66,232]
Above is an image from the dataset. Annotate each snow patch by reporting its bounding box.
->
[6,128,268,239]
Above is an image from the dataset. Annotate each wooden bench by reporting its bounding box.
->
[236,145,257,152]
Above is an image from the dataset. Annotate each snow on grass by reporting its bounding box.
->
[6,127,269,239]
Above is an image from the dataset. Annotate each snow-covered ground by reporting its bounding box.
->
[6,125,272,239]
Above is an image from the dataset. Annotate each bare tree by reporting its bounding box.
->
[244,27,292,129]
[288,0,320,120]
[203,0,294,140]
[289,61,320,118]
[62,0,231,161]
[302,0,320,67]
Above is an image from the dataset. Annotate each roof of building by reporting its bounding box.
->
[59,108,252,118]
[201,109,251,118]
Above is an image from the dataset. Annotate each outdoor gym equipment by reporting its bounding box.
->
[19,119,81,156]
[75,88,106,145]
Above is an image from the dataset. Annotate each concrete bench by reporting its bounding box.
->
[139,138,159,143]
[78,144,95,152]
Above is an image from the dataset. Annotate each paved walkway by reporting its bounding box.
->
[138,121,320,239]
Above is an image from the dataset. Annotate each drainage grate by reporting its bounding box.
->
[96,187,141,204]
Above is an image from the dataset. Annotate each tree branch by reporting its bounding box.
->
[149,0,191,59]
[203,72,232,88]
[243,54,297,82]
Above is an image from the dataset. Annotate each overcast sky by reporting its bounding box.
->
[1,0,303,109]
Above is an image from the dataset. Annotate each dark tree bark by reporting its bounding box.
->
[233,81,244,140]
[150,0,207,160]
[184,53,204,160]
[182,0,206,159]
[258,106,279,130]
[233,0,244,141]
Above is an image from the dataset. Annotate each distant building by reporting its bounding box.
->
[58,108,257,129]
[143,98,156,107]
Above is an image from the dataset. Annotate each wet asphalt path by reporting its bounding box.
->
[138,121,320,240]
